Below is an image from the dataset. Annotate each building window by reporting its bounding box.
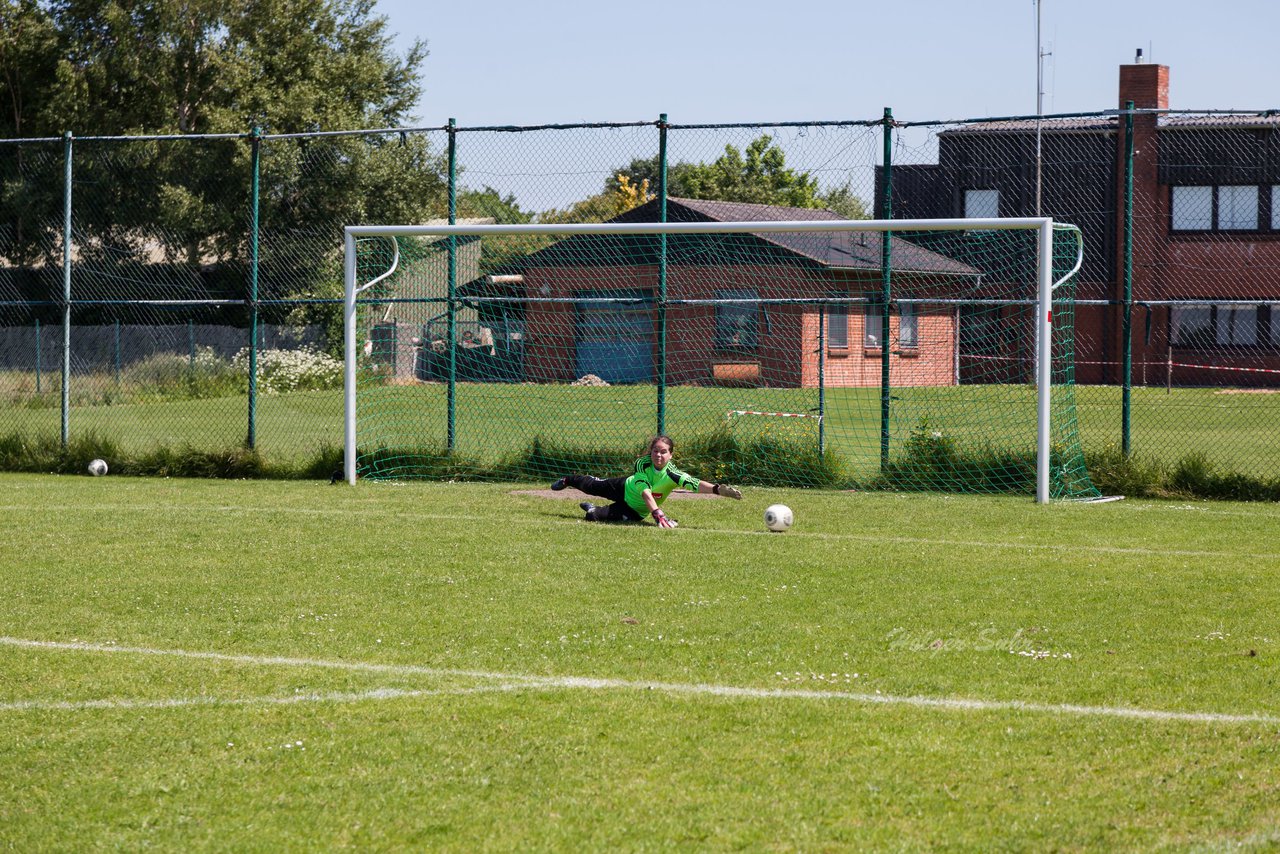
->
[864,300,883,349]
[1170,305,1212,347]
[964,189,999,219]
[826,305,848,349]
[1218,186,1259,230]
[1217,304,1258,345]
[714,289,758,351]
[1172,186,1212,231]
[1172,185,1268,232]
[1171,304,1263,347]
[899,303,918,350]
[1273,186,1280,231]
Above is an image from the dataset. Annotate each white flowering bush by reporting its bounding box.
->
[232,346,343,394]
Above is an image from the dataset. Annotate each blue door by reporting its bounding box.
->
[574,290,653,383]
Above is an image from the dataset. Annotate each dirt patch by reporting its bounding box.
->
[512,489,718,500]
[1214,388,1280,395]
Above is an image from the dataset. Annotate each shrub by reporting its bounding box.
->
[233,347,343,394]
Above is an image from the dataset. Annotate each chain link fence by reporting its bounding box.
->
[3,109,1279,492]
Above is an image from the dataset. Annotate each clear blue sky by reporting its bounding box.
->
[375,0,1279,126]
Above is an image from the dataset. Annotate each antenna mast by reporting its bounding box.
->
[1034,0,1048,215]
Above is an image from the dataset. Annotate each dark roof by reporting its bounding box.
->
[1160,114,1280,129]
[942,117,1117,135]
[942,114,1280,135]
[612,197,980,277]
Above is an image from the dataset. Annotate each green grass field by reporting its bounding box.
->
[5,382,1280,482]
[3,474,1279,849]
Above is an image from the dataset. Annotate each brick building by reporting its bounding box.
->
[883,57,1280,387]
[465,197,979,388]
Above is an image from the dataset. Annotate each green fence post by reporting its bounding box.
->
[35,319,41,393]
[879,108,894,471]
[1122,101,1134,457]
[447,117,458,451]
[61,131,72,448]
[818,305,826,457]
[657,113,669,436]
[247,125,262,449]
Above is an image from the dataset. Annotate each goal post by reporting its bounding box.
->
[343,217,1094,502]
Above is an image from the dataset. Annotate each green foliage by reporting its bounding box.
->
[538,174,655,224]
[0,429,266,477]
[0,0,61,138]
[233,347,343,394]
[609,136,868,217]
[1,0,440,271]
[876,420,1037,494]
[458,186,533,224]
[678,135,822,207]
[819,180,871,219]
[1084,445,1280,501]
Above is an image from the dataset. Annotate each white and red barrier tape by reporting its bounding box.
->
[726,410,823,421]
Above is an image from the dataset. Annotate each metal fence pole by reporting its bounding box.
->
[657,113,669,436]
[61,131,73,448]
[35,319,41,393]
[247,125,262,449]
[818,305,826,457]
[114,319,121,385]
[879,108,894,471]
[447,118,458,451]
[1121,101,1134,457]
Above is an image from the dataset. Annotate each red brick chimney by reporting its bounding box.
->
[1112,51,1169,383]
[1118,50,1169,110]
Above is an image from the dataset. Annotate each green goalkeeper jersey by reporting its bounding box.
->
[623,456,700,516]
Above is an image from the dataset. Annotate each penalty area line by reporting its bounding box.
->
[2,636,1276,726]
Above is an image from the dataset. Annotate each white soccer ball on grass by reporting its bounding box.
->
[764,503,792,532]
[88,458,108,477]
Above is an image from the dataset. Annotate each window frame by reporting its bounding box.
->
[1170,303,1271,349]
[963,188,1000,219]
[1171,183,1278,234]
[825,303,849,351]
[713,288,760,353]
[899,302,919,351]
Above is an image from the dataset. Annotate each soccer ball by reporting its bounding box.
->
[764,503,793,532]
[87,458,108,477]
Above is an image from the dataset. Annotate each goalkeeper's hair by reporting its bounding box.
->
[648,435,675,453]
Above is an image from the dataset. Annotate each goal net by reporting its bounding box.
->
[343,217,1097,502]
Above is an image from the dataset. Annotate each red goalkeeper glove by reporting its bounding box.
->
[652,508,677,529]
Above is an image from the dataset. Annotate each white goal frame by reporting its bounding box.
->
[343,217,1078,502]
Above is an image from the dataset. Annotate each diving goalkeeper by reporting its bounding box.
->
[550,435,743,528]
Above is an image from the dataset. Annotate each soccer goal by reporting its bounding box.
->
[343,217,1095,502]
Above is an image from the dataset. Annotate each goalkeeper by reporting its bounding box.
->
[550,435,742,528]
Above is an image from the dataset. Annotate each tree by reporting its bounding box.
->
[458,186,533,224]
[680,136,821,207]
[539,174,653,224]
[610,135,868,218]
[42,0,426,135]
[0,0,61,138]
[1,0,444,286]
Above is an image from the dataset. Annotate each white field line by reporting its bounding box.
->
[1,504,1276,561]
[2,636,1277,726]
[0,683,531,713]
